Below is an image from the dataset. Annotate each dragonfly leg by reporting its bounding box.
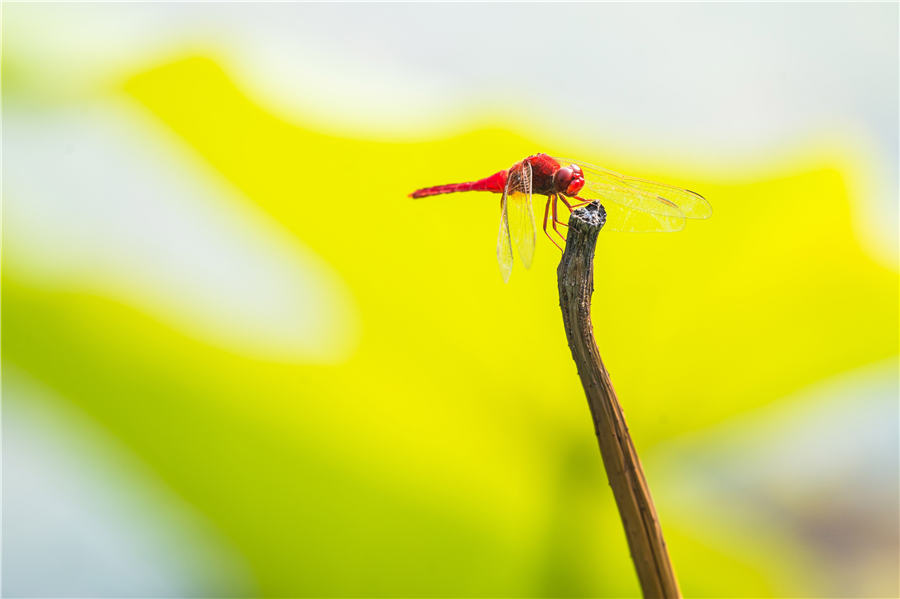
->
[555,196,587,229]
[560,195,591,211]
[543,196,563,251]
[565,195,592,209]
[551,195,568,242]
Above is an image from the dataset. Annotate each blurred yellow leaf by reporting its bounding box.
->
[3,54,896,597]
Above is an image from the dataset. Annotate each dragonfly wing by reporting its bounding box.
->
[496,190,513,283]
[555,157,712,220]
[505,160,536,268]
[601,200,686,233]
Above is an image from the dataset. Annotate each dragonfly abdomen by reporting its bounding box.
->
[410,170,507,198]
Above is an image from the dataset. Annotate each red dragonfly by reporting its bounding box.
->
[410,153,711,282]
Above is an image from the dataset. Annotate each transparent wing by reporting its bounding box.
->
[555,157,712,220]
[505,160,536,268]
[601,200,686,233]
[495,160,535,281]
[496,192,513,283]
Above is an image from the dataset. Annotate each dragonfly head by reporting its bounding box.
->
[554,164,585,197]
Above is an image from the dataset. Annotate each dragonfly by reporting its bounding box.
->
[410,153,711,282]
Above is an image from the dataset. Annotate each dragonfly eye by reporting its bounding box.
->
[564,165,584,196]
[554,167,574,193]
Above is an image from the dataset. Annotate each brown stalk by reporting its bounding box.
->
[557,201,681,599]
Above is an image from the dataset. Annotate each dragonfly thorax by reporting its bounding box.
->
[525,153,583,196]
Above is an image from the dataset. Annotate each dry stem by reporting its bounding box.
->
[557,201,680,599]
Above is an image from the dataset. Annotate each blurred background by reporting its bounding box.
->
[2,3,897,597]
